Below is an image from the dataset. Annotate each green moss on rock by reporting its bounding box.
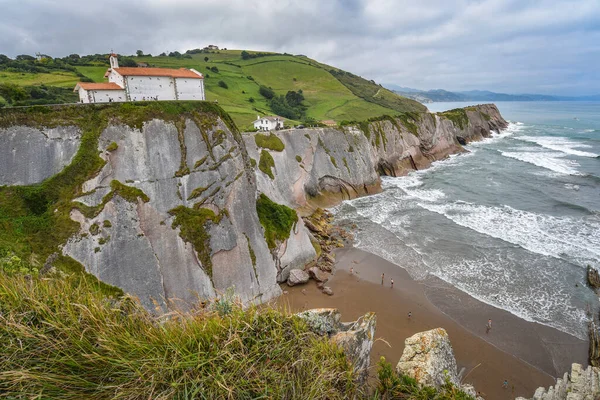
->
[168,206,222,278]
[106,142,118,152]
[254,132,285,152]
[0,102,232,283]
[258,150,275,179]
[256,194,298,250]
[438,108,469,130]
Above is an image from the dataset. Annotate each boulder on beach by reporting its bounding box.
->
[322,286,334,296]
[308,266,329,282]
[287,269,309,286]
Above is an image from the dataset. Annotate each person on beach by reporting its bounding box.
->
[503,380,508,388]
[486,318,492,333]
[381,273,384,285]
[408,311,412,318]
[390,278,394,288]
[350,267,354,274]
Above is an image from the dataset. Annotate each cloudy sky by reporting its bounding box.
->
[1,0,599,95]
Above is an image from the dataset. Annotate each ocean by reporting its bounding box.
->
[334,101,600,340]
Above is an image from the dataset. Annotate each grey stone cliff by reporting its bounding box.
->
[1,103,507,311]
[0,125,81,185]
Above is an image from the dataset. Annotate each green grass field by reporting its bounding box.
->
[0,70,80,88]
[0,49,426,129]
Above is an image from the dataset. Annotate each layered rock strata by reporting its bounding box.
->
[0,103,507,311]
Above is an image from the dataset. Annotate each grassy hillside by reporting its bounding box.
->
[0,50,425,129]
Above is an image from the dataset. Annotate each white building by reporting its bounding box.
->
[74,54,205,103]
[253,116,285,131]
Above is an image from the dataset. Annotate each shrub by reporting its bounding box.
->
[249,97,255,103]
[259,85,275,99]
[218,80,228,89]
[210,66,219,73]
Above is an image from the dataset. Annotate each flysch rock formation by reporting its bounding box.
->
[516,363,600,400]
[297,308,376,382]
[63,116,282,311]
[0,102,507,312]
[0,125,81,185]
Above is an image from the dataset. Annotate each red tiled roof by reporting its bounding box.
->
[113,67,203,79]
[75,82,124,91]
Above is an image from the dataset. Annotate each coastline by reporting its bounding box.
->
[276,247,587,400]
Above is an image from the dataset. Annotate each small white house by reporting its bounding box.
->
[74,54,205,103]
[253,116,285,131]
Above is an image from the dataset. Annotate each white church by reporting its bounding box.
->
[74,54,205,103]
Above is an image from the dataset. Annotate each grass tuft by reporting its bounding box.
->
[0,270,357,399]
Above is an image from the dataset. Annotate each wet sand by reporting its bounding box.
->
[275,248,588,400]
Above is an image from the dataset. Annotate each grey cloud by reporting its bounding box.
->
[0,0,598,95]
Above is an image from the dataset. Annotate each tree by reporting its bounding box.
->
[168,51,181,58]
[285,90,304,107]
[136,50,144,57]
[119,58,137,67]
[259,86,275,99]
[204,56,209,62]
[159,52,167,57]
[241,50,250,60]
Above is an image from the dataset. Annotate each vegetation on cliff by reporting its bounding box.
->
[256,193,298,249]
[254,132,285,151]
[0,270,357,399]
[0,102,238,284]
[437,108,469,130]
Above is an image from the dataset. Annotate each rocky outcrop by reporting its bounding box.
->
[297,308,376,381]
[0,102,507,312]
[588,266,600,289]
[245,104,507,212]
[0,125,81,185]
[516,363,600,400]
[396,328,461,388]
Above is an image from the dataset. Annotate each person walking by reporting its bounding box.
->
[408,311,412,318]
[350,267,354,274]
[486,318,492,333]
[390,278,394,288]
[503,380,508,389]
[381,273,385,285]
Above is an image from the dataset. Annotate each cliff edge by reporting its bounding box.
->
[0,102,507,310]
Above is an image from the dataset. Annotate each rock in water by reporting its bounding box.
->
[396,328,460,388]
[287,269,309,286]
[588,266,600,288]
[322,286,334,296]
[296,308,376,382]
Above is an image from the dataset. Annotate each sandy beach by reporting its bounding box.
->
[275,247,588,400]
